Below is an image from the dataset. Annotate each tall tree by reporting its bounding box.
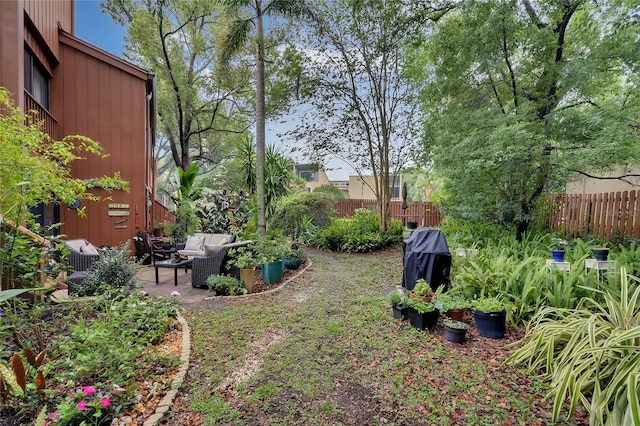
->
[102,0,251,172]
[416,0,640,240]
[289,0,425,231]
[216,0,311,237]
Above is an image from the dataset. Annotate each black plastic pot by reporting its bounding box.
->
[473,309,506,339]
[392,305,408,320]
[408,307,439,330]
[444,324,468,344]
[406,221,418,229]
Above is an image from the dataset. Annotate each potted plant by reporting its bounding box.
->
[471,297,506,339]
[443,318,469,344]
[153,222,169,237]
[228,246,260,293]
[550,238,567,262]
[435,293,470,321]
[406,297,439,330]
[254,237,291,285]
[282,244,306,270]
[162,238,173,250]
[411,279,435,302]
[592,246,610,261]
[387,289,409,320]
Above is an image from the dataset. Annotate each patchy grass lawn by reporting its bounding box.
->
[161,246,588,425]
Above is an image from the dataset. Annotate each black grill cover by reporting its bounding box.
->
[402,229,451,291]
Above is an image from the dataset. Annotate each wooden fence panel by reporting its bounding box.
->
[550,190,640,243]
[334,200,442,227]
[337,190,640,244]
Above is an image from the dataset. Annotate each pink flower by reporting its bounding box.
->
[81,386,96,396]
[113,384,126,392]
[101,397,111,407]
[170,291,180,297]
[140,290,148,296]
[77,400,88,411]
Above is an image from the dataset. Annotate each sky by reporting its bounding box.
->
[75,1,126,57]
[74,0,352,180]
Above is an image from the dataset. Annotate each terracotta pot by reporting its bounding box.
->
[446,309,465,321]
[410,291,433,303]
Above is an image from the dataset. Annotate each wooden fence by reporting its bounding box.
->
[337,190,640,244]
[547,190,640,243]
[335,199,443,227]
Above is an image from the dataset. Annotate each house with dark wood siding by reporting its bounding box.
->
[0,0,161,248]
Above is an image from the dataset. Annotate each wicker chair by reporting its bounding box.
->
[191,240,253,288]
[63,239,102,292]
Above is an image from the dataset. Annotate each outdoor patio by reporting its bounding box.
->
[136,264,211,304]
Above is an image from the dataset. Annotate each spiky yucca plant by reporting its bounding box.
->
[507,268,640,425]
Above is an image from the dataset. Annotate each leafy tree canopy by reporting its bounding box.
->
[413,0,640,240]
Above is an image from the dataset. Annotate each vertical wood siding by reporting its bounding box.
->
[57,42,151,248]
[23,0,73,59]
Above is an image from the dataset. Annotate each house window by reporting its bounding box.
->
[24,49,50,109]
[299,171,318,182]
[390,184,400,198]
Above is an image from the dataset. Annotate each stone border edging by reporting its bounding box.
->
[203,257,313,300]
[143,310,191,426]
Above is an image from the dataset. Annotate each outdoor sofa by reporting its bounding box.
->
[189,237,253,288]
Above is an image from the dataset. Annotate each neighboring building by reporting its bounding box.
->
[566,166,640,195]
[348,175,402,200]
[292,164,331,192]
[0,0,158,248]
[330,180,349,197]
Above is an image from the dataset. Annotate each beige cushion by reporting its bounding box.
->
[217,237,228,246]
[204,244,224,257]
[184,235,206,251]
[202,234,231,246]
[80,243,100,255]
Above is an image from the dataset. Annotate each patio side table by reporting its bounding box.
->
[154,258,193,286]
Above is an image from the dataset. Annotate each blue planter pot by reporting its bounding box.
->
[261,260,284,285]
[473,309,506,339]
[551,250,565,262]
[283,257,302,270]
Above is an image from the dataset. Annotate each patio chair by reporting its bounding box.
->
[191,240,253,288]
[63,238,102,291]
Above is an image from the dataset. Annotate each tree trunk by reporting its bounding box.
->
[255,10,266,237]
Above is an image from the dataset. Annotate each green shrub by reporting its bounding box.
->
[78,243,139,298]
[206,275,246,296]
[507,269,640,425]
[313,184,346,199]
[194,189,251,235]
[310,209,402,253]
[269,192,336,240]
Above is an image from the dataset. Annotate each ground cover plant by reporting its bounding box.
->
[163,246,589,425]
[0,292,179,424]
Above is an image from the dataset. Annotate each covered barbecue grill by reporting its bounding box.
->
[402,228,451,291]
